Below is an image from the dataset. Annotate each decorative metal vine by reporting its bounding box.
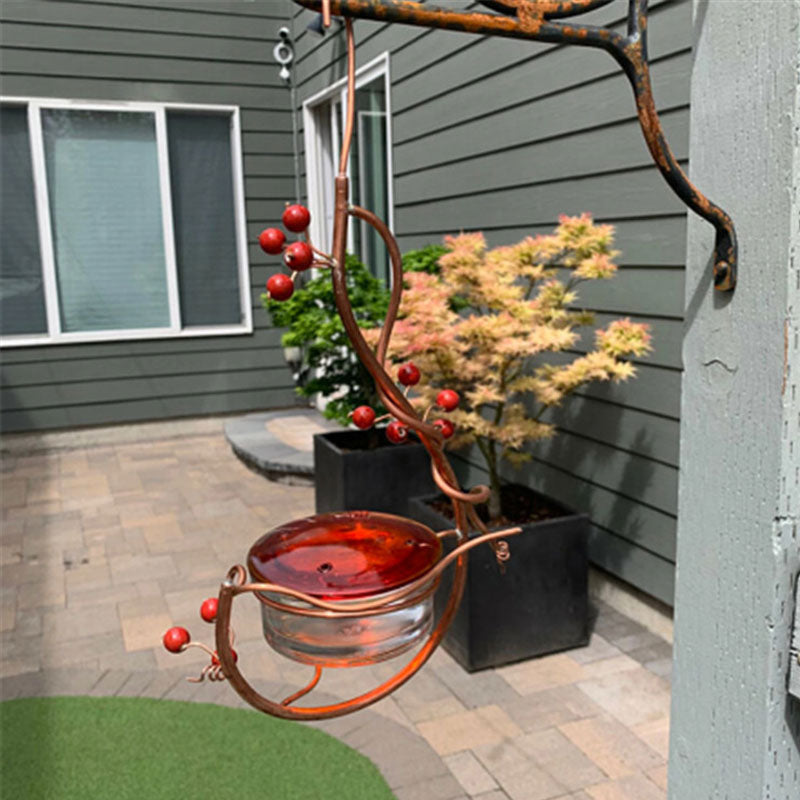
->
[162,18,524,719]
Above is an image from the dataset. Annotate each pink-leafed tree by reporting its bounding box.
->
[368,214,653,521]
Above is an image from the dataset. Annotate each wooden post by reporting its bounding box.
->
[669,1,800,798]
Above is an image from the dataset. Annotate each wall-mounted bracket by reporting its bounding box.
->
[293,0,738,291]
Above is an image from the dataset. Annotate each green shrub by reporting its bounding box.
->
[263,246,447,425]
[263,254,389,425]
[400,243,448,274]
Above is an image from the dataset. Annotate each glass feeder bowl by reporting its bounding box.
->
[247,511,442,667]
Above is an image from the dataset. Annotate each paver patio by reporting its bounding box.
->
[0,414,671,800]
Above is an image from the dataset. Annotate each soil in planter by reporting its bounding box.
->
[428,482,567,529]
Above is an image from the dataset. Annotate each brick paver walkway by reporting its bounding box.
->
[0,416,671,800]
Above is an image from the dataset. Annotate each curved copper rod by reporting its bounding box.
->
[281,667,323,706]
[333,190,469,537]
[338,19,356,176]
[431,468,509,563]
[253,574,441,619]
[214,526,522,719]
[376,382,441,442]
[432,462,490,505]
[233,524,521,616]
[346,205,446,442]
[334,36,467,521]
[347,204,498,543]
[292,0,737,290]
[348,204,402,367]
[215,554,469,720]
[332,28,496,550]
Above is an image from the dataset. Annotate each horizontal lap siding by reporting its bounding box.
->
[0,0,301,433]
[292,0,690,604]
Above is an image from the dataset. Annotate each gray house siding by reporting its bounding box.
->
[291,0,689,604]
[0,0,300,432]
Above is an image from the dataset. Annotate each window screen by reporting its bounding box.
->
[41,108,170,332]
[351,77,389,284]
[0,105,47,335]
[167,112,241,326]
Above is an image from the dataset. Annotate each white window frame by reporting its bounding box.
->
[302,52,394,260]
[0,96,252,348]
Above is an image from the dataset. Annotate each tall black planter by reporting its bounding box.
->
[408,494,589,672]
[313,430,436,516]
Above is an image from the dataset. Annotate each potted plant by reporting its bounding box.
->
[372,214,653,670]
[263,246,447,516]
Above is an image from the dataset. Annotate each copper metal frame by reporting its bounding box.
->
[211,19,519,720]
[213,522,520,719]
[294,0,738,291]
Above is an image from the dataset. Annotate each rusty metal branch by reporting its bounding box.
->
[480,0,617,20]
[293,0,737,290]
[215,557,469,720]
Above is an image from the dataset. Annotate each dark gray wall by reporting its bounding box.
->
[0,0,301,431]
[291,0,689,604]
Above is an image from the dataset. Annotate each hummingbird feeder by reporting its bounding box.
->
[163,0,736,721]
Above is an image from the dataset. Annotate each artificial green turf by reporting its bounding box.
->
[0,696,396,800]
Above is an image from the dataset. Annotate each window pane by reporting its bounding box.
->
[167,112,241,327]
[350,76,389,283]
[0,105,47,335]
[311,102,337,253]
[42,109,169,332]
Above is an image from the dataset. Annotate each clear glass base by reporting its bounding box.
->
[248,511,442,667]
[258,588,434,667]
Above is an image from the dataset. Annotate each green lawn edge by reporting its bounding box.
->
[0,696,396,800]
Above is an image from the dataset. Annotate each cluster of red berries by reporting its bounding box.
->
[259,204,314,302]
[162,596,238,666]
[351,362,459,445]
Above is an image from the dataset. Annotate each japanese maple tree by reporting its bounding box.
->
[370,214,652,520]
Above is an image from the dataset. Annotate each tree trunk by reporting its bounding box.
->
[487,442,502,522]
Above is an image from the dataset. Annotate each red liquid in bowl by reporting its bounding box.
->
[247,511,442,599]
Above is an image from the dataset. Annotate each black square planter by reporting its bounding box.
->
[313,430,436,516]
[408,494,590,672]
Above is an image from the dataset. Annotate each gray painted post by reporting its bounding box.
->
[668,1,800,798]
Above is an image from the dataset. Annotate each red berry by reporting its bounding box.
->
[200,597,218,623]
[282,204,311,233]
[211,649,238,666]
[283,241,314,271]
[267,273,294,301]
[398,362,421,387]
[436,389,460,412]
[163,626,190,653]
[433,418,455,439]
[386,420,409,444]
[352,406,376,430]
[258,227,285,255]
